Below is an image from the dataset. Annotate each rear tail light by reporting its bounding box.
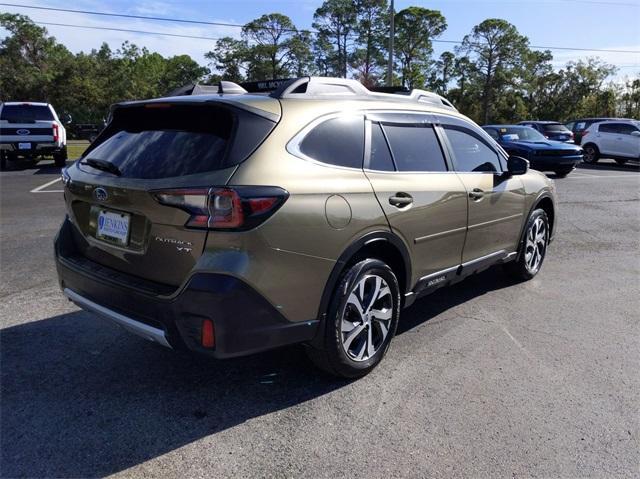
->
[152,186,288,231]
[52,123,59,143]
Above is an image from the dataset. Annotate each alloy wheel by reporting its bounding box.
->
[583,146,596,163]
[525,217,547,274]
[341,274,393,362]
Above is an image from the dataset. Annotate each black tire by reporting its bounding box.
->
[554,168,573,177]
[54,147,67,167]
[504,209,550,281]
[582,144,599,164]
[615,159,628,166]
[306,259,401,378]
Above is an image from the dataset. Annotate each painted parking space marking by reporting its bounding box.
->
[30,177,63,193]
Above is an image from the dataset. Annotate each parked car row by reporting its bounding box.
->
[483,117,639,177]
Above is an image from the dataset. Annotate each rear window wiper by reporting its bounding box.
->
[80,158,122,176]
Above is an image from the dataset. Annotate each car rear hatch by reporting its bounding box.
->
[62,99,279,288]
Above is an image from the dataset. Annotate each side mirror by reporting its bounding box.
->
[630,130,640,137]
[506,156,529,176]
[62,113,72,125]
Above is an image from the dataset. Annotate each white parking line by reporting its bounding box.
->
[30,177,63,193]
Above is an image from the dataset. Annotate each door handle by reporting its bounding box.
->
[468,188,484,200]
[389,193,413,207]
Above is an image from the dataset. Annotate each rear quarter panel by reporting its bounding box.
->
[210,101,395,323]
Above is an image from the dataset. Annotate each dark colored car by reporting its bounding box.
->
[518,121,573,142]
[484,125,583,177]
[565,118,626,145]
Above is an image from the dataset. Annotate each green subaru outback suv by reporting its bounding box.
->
[55,77,557,378]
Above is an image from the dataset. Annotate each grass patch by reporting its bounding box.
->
[67,141,90,160]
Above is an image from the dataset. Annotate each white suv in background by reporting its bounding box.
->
[581,119,640,165]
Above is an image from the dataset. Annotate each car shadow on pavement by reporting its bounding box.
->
[0,267,513,478]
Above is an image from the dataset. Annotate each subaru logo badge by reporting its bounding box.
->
[94,187,108,201]
[17,129,30,135]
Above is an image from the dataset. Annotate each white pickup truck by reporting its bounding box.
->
[0,102,68,170]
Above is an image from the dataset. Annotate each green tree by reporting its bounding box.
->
[394,7,447,89]
[289,30,315,77]
[242,13,305,80]
[619,77,640,118]
[0,13,73,102]
[458,18,529,124]
[312,0,357,77]
[350,0,388,87]
[431,51,455,95]
[205,37,247,83]
[159,55,209,94]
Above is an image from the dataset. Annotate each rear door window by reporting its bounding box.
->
[381,124,447,172]
[0,104,54,122]
[80,104,274,179]
[299,116,364,168]
[599,123,619,134]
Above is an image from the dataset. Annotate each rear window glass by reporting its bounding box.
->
[543,124,569,132]
[382,124,447,172]
[81,105,234,179]
[1,104,54,122]
[299,116,364,168]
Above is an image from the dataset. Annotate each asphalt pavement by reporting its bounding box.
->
[1,159,639,478]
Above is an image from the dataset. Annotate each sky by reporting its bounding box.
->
[1,0,639,82]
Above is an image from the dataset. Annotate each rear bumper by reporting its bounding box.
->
[0,142,64,154]
[64,288,172,348]
[55,217,319,358]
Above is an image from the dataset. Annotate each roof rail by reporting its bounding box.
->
[166,81,247,97]
[168,77,457,110]
[268,76,457,111]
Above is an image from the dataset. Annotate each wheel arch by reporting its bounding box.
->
[311,231,412,346]
[516,193,555,260]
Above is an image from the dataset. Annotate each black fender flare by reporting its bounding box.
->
[516,192,555,261]
[309,231,411,347]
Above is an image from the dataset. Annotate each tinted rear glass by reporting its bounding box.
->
[81,105,234,179]
[543,124,569,132]
[300,116,364,168]
[1,104,53,122]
